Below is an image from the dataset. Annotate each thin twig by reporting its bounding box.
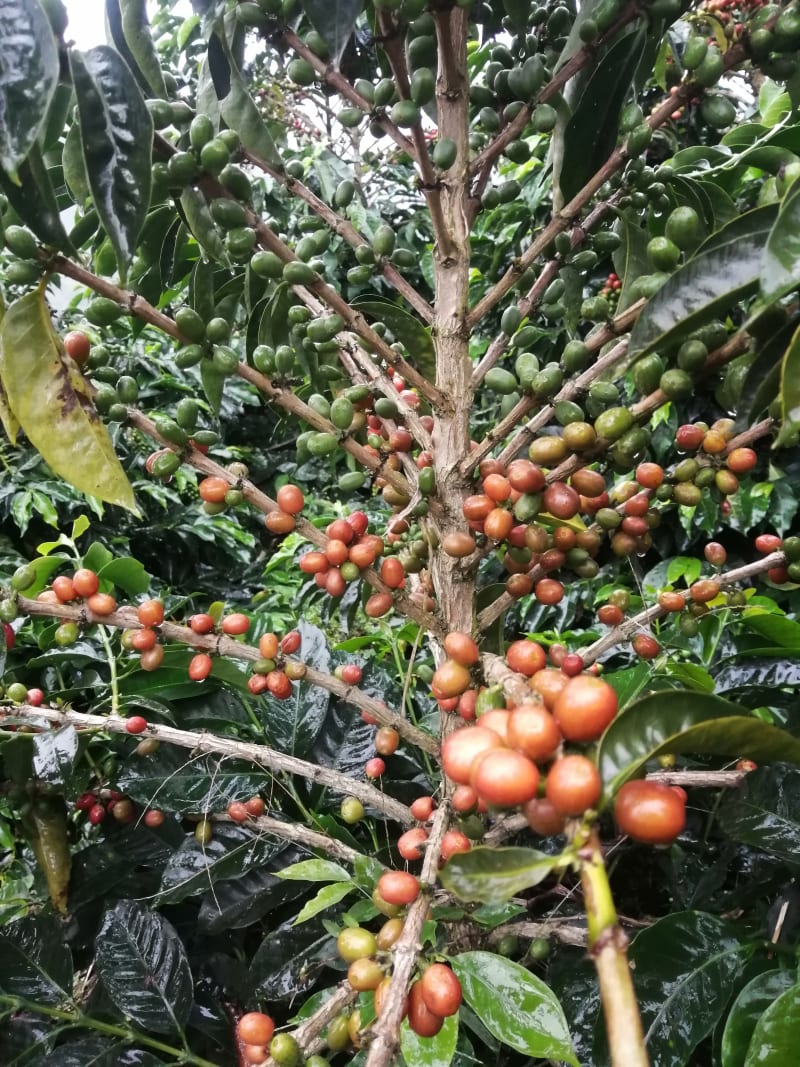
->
[16,594,439,754]
[364,800,452,1067]
[5,704,414,824]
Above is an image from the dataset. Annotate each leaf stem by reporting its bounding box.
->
[578,829,650,1067]
[0,995,220,1067]
[96,624,120,715]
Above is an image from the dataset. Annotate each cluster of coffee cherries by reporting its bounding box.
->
[74,781,159,829]
[331,869,461,1044]
[298,510,391,612]
[452,457,602,600]
[753,531,800,584]
[598,271,622,312]
[433,635,687,844]
[197,621,304,700]
[396,795,473,863]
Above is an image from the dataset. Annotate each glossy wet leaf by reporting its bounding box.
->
[198,850,308,934]
[116,0,169,97]
[716,764,800,863]
[400,1011,458,1067]
[157,824,285,904]
[117,745,270,814]
[207,31,280,166]
[44,1036,167,1066]
[558,28,646,204]
[260,621,331,757]
[628,208,776,358]
[293,881,355,924]
[721,969,796,1067]
[250,913,337,1001]
[70,47,153,282]
[451,951,577,1064]
[0,141,75,251]
[597,691,800,793]
[742,611,800,650]
[739,317,797,424]
[761,177,800,303]
[774,324,800,448]
[352,297,436,382]
[277,859,351,882]
[0,0,59,177]
[180,186,228,265]
[32,726,79,790]
[0,915,73,1003]
[0,290,136,512]
[630,912,746,1067]
[302,0,363,64]
[95,900,193,1034]
[743,981,800,1065]
[439,847,563,905]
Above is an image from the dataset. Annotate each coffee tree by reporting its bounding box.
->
[2,0,800,1063]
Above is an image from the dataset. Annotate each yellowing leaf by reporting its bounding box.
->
[775,323,800,449]
[0,288,137,512]
[0,292,20,442]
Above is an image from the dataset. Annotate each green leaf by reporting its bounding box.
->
[761,179,800,305]
[597,691,800,794]
[773,323,800,448]
[97,555,151,596]
[32,726,79,790]
[200,358,226,416]
[716,764,800,864]
[260,620,331,758]
[63,120,90,204]
[157,823,285,904]
[198,847,308,934]
[759,78,791,127]
[277,859,351,882]
[744,981,800,1065]
[352,297,436,382]
[557,28,646,204]
[293,881,355,925]
[659,661,715,693]
[180,186,228,265]
[0,290,137,513]
[0,141,75,251]
[400,1011,458,1067]
[301,0,363,65]
[95,900,193,1034]
[630,912,747,1067]
[69,47,153,282]
[70,514,91,540]
[120,0,169,97]
[439,847,563,905]
[451,951,578,1065]
[628,208,777,358]
[0,915,73,1004]
[118,745,270,814]
[612,210,650,313]
[0,0,59,178]
[722,969,796,1067]
[666,554,703,586]
[742,610,800,650]
[603,663,650,709]
[207,32,281,167]
[250,913,337,1001]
